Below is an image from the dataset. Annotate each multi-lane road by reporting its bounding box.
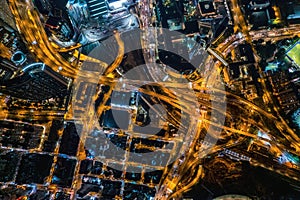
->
[3,0,300,199]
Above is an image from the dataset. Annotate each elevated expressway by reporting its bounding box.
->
[8,0,109,80]
[229,0,300,151]
[5,0,300,199]
[154,0,300,196]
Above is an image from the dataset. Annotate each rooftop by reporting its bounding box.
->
[199,1,216,16]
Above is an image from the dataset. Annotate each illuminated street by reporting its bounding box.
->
[0,0,300,199]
